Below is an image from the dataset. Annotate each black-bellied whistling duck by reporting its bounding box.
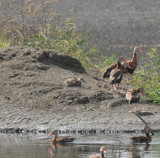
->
[109,58,130,93]
[130,125,154,143]
[49,129,75,144]
[126,87,144,103]
[122,46,142,82]
[129,110,154,143]
[64,77,85,87]
[90,146,106,158]
[102,56,127,79]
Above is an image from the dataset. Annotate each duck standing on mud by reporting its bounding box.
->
[102,56,127,78]
[126,87,144,104]
[109,57,130,93]
[64,77,85,87]
[89,146,106,158]
[122,46,142,82]
[129,110,154,143]
[49,129,75,144]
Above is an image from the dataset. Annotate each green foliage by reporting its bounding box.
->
[130,48,160,105]
[22,22,97,70]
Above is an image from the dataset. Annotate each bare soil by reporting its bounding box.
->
[0,46,160,134]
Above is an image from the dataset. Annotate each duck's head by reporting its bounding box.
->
[49,129,58,136]
[100,146,106,154]
[138,87,145,96]
[123,62,131,69]
[117,56,127,63]
[144,125,154,136]
[134,46,143,54]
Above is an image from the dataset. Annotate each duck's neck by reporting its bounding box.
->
[117,62,121,69]
[131,48,137,63]
[52,135,57,144]
[101,153,105,158]
[146,133,151,141]
[137,88,141,93]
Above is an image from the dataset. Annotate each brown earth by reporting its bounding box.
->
[0,46,160,134]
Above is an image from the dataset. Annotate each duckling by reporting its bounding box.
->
[90,146,106,158]
[126,87,144,103]
[64,77,85,87]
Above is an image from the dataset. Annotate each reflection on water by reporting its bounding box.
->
[0,133,160,158]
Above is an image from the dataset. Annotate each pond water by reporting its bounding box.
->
[0,132,160,158]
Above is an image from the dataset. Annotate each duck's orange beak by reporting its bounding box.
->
[127,64,131,69]
[150,128,154,136]
[104,149,107,153]
[138,48,143,53]
[49,130,55,136]
[123,58,128,62]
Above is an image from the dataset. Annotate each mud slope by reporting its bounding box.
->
[0,46,159,133]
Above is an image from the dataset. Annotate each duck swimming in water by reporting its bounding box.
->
[130,125,154,143]
[89,146,106,158]
[49,129,75,144]
[129,110,154,143]
[64,77,85,87]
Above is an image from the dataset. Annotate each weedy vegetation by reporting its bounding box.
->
[0,0,97,71]
[130,48,160,105]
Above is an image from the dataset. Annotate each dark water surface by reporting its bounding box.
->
[0,133,160,158]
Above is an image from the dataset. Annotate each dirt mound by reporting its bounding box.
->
[0,46,86,73]
[0,46,159,133]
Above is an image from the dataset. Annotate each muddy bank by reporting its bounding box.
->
[0,46,160,134]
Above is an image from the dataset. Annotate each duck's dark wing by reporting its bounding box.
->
[130,136,151,142]
[103,63,117,78]
[56,137,75,143]
[110,69,123,84]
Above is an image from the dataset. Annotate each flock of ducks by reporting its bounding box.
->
[102,46,144,103]
[63,46,144,104]
[48,46,153,157]
[48,109,154,158]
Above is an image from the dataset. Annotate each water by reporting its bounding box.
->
[0,133,160,158]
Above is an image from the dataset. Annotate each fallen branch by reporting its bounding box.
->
[129,110,148,125]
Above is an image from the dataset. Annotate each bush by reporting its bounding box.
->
[22,23,97,71]
[130,48,160,105]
